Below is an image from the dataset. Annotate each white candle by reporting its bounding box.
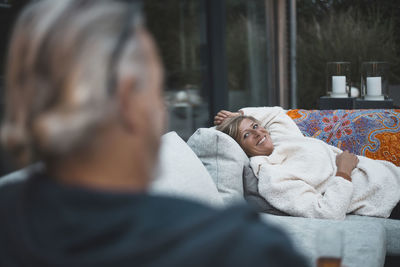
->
[366,77,382,96]
[332,76,346,95]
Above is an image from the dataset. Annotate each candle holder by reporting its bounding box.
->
[326,62,351,98]
[361,62,388,100]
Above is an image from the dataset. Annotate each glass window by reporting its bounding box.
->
[145,0,209,140]
[145,0,275,138]
[226,0,270,111]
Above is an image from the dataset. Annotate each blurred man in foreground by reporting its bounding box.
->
[0,0,307,266]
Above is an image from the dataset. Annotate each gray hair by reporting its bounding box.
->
[1,0,145,164]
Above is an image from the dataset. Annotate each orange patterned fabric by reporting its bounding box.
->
[364,132,400,165]
[287,109,400,166]
[286,109,302,120]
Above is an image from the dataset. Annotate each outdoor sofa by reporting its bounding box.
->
[1,108,400,267]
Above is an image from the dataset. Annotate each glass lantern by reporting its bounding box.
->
[361,62,389,101]
[326,62,351,98]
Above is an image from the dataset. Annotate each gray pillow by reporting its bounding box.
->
[187,128,247,205]
[243,164,288,216]
[188,127,286,214]
[151,132,224,208]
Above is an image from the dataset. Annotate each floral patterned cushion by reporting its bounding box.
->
[286,109,400,166]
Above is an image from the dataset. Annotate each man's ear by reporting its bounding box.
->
[117,75,142,133]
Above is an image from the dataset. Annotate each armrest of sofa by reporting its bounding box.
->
[260,214,386,267]
[346,215,400,256]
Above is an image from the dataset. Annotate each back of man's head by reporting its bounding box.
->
[2,0,166,189]
[3,0,163,162]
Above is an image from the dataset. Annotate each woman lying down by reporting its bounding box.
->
[214,107,400,220]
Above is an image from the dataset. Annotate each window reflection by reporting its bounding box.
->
[226,0,270,111]
[145,0,208,140]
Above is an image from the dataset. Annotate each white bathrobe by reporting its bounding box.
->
[241,107,400,220]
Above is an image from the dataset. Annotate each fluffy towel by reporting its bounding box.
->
[242,107,400,220]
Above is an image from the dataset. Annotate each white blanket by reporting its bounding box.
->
[242,107,400,220]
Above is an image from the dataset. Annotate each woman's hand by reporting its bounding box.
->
[336,150,359,181]
[214,110,242,125]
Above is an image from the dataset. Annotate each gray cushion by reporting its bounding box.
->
[151,131,224,207]
[243,165,288,216]
[346,214,400,256]
[187,128,247,205]
[261,214,386,267]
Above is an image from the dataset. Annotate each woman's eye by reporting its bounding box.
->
[244,133,249,139]
[253,124,258,129]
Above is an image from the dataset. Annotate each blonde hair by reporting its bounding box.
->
[216,115,259,143]
[1,0,145,164]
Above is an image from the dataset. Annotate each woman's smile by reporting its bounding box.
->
[257,136,266,145]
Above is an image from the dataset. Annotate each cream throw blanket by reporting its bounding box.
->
[241,107,400,220]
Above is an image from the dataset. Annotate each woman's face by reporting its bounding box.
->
[238,118,274,157]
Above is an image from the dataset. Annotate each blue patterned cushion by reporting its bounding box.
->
[287,109,400,166]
